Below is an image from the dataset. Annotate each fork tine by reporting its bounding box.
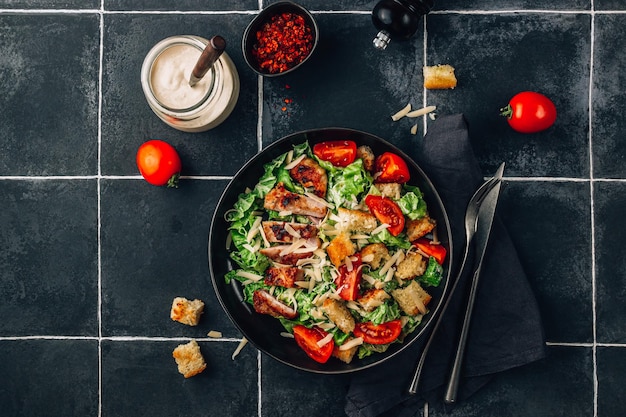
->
[472,163,506,207]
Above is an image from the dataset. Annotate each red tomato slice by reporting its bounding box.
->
[364,194,405,236]
[335,255,362,301]
[293,325,334,363]
[375,152,410,183]
[500,91,557,134]
[413,238,447,264]
[312,140,357,167]
[353,319,402,345]
[136,140,182,187]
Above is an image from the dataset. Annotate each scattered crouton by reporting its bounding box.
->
[170,297,205,326]
[332,338,361,364]
[395,252,427,280]
[360,243,391,270]
[391,280,432,316]
[356,145,375,172]
[336,207,378,233]
[423,64,457,89]
[375,183,402,200]
[326,232,356,268]
[172,340,206,378]
[406,216,436,242]
[358,288,391,312]
[322,298,355,333]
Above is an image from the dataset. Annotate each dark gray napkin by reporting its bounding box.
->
[344,114,546,417]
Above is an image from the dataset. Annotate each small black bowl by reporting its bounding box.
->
[208,128,453,374]
[242,1,319,77]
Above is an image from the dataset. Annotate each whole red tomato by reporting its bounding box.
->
[136,140,182,187]
[500,91,557,133]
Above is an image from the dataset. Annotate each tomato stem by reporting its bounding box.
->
[166,173,180,188]
[500,104,513,119]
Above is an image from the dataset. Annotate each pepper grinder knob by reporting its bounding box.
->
[371,0,434,50]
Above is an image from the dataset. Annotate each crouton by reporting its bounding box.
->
[322,298,355,333]
[170,297,205,326]
[375,183,402,200]
[423,64,457,90]
[360,243,391,270]
[356,145,375,172]
[395,252,427,280]
[336,207,378,233]
[391,280,432,316]
[406,216,436,242]
[358,288,391,312]
[172,340,207,378]
[326,232,356,267]
[332,338,360,364]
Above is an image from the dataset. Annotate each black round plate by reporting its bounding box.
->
[208,128,453,374]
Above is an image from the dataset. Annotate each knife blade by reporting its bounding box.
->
[443,162,505,404]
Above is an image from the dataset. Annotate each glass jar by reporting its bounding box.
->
[141,35,240,132]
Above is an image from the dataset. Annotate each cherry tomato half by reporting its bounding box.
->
[313,140,357,167]
[136,140,182,187]
[500,91,557,134]
[353,319,402,345]
[335,254,362,301]
[365,194,405,236]
[375,152,410,183]
[413,238,447,265]
[293,325,334,363]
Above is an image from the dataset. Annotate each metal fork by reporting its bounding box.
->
[407,168,504,395]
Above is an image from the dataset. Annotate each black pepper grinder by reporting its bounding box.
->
[372,0,434,50]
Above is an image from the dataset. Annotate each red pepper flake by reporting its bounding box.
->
[252,12,314,74]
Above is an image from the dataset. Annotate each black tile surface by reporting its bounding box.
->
[1,2,625,417]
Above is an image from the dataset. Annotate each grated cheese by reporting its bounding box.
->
[207,330,223,338]
[411,291,427,315]
[391,103,411,121]
[280,332,294,338]
[284,153,306,170]
[284,223,301,238]
[231,338,248,360]
[246,216,262,242]
[340,337,364,350]
[304,191,335,208]
[371,223,390,235]
[236,270,263,282]
[406,105,436,118]
[317,332,334,347]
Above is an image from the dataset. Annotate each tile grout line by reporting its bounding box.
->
[588,3,599,417]
[97,1,105,417]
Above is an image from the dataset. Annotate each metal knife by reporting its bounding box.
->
[443,162,505,404]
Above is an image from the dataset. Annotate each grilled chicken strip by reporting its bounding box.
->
[260,243,319,266]
[262,221,318,243]
[265,266,303,288]
[253,289,298,319]
[289,157,328,197]
[264,183,328,218]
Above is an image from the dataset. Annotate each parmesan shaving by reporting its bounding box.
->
[345,255,353,271]
[278,210,293,217]
[284,153,306,170]
[317,332,334,347]
[406,105,437,118]
[340,337,364,351]
[236,270,263,282]
[207,330,223,338]
[350,234,370,240]
[412,292,428,315]
[295,280,310,288]
[285,150,294,165]
[371,223,390,235]
[231,338,248,360]
[391,103,411,121]
[362,274,376,285]
[279,238,306,256]
[284,223,301,238]
[384,267,395,282]
[258,224,270,248]
[225,232,232,250]
[280,332,294,338]
[380,250,403,276]
[246,216,262,242]
[410,124,418,135]
[304,191,335,208]
[361,254,375,263]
